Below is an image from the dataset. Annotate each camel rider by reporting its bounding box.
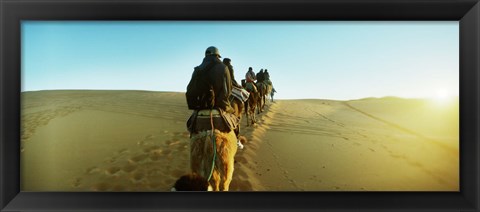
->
[223,58,241,88]
[245,67,258,93]
[256,69,265,83]
[264,69,272,86]
[186,46,239,137]
[271,87,277,102]
[223,58,245,149]
[264,69,270,81]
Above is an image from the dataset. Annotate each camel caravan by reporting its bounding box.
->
[172,46,275,191]
[243,67,274,119]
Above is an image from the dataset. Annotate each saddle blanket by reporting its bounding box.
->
[232,86,250,102]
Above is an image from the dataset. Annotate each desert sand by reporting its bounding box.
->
[21,90,458,191]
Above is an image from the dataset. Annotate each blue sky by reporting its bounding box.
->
[22,21,459,100]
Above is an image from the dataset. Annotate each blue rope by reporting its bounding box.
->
[207,133,216,181]
[207,110,217,181]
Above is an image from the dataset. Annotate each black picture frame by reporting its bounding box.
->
[1,0,479,211]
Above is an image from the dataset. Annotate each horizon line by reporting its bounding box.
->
[21,89,460,102]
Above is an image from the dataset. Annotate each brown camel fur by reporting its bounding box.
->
[230,96,244,135]
[245,90,258,126]
[174,96,244,191]
[256,81,272,113]
[189,130,237,191]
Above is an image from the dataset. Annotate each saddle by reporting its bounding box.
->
[187,109,239,134]
[245,82,258,93]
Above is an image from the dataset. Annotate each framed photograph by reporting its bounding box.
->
[1,0,479,211]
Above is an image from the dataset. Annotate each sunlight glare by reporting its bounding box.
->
[431,89,455,106]
[436,89,449,100]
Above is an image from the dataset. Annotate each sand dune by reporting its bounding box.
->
[239,99,458,191]
[21,90,458,191]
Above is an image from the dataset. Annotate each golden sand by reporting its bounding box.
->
[21,90,458,191]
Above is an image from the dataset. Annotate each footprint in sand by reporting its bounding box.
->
[162,149,172,156]
[147,168,164,176]
[130,171,146,184]
[168,140,181,146]
[273,154,279,160]
[176,144,188,151]
[381,144,389,150]
[105,157,118,164]
[129,154,149,164]
[118,148,129,155]
[71,178,82,188]
[357,133,368,138]
[144,134,154,141]
[122,163,137,173]
[86,166,101,174]
[105,166,121,176]
[149,149,164,161]
[137,135,155,146]
[143,145,161,153]
[163,139,176,147]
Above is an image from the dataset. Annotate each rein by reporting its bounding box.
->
[207,109,217,181]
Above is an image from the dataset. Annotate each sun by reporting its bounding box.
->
[431,89,455,105]
[435,89,449,101]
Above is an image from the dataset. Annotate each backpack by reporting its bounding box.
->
[186,61,219,110]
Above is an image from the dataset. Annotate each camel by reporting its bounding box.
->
[189,128,237,191]
[230,88,245,135]
[256,81,272,113]
[244,86,258,126]
[173,91,246,191]
[256,82,265,114]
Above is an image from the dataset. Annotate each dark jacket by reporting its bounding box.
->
[256,71,265,82]
[264,71,270,81]
[195,55,234,113]
[225,64,241,88]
